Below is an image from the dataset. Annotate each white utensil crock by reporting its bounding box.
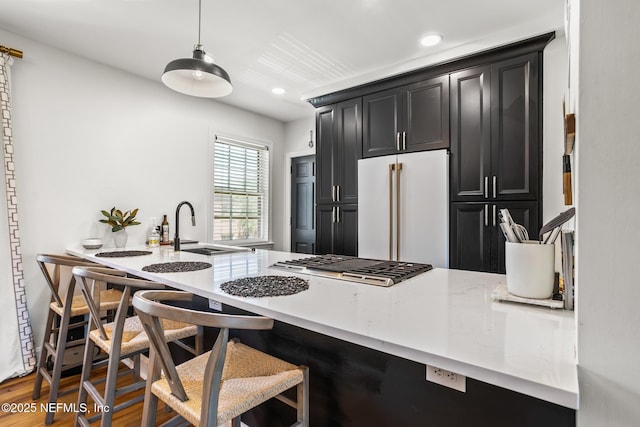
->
[505,240,554,299]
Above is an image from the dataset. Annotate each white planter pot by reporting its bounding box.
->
[113,230,128,248]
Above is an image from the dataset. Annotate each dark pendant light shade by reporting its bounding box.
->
[162,45,232,97]
[161,0,232,98]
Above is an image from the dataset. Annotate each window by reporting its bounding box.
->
[211,135,270,242]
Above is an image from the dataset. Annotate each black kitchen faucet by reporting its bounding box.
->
[174,201,195,251]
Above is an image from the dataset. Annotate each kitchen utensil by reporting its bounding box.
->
[513,223,529,241]
[562,100,575,205]
[563,155,572,205]
[499,209,523,243]
[500,223,519,243]
[547,227,562,244]
[538,207,575,242]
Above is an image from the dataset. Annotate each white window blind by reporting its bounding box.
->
[213,135,270,242]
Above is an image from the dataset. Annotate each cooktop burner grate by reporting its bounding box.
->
[272,255,433,285]
[344,261,433,283]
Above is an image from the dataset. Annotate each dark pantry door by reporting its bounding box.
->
[291,155,316,254]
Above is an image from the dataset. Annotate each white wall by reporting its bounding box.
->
[0,28,286,348]
[282,116,315,251]
[284,116,315,154]
[574,0,640,426]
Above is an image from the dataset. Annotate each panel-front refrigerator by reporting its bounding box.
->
[358,150,449,267]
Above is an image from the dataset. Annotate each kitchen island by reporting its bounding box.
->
[67,245,577,426]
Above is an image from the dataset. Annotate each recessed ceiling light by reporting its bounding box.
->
[420,34,443,47]
[272,87,286,95]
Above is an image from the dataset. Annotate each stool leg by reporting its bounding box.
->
[32,309,55,400]
[298,366,309,427]
[141,348,161,427]
[196,325,204,355]
[100,343,123,426]
[44,306,73,425]
[75,338,96,425]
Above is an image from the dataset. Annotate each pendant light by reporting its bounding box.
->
[161,0,232,98]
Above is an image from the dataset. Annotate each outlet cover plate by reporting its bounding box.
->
[208,299,222,311]
[426,365,466,392]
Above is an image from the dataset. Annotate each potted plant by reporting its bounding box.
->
[100,207,140,248]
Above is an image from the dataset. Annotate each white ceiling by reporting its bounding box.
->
[0,0,564,122]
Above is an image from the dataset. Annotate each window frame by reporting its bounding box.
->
[208,132,272,245]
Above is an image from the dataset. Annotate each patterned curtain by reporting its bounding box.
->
[0,52,35,382]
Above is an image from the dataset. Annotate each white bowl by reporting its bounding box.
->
[82,238,103,250]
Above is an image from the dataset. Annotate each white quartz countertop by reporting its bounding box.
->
[67,244,578,409]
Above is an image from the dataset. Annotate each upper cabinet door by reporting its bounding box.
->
[335,98,362,204]
[362,75,450,158]
[491,52,540,200]
[362,88,402,158]
[316,105,337,205]
[404,75,450,152]
[449,66,491,201]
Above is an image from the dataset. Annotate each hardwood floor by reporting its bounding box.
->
[0,366,179,426]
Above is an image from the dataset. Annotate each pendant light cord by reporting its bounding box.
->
[197,0,202,45]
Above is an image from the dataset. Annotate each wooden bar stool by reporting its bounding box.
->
[73,266,203,427]
[32,254,124,425]
[133,289,309,427]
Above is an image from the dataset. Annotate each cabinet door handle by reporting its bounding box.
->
[493,176,497,199]
[332,185,336,202]
[337,185,341,202]
[493,204,497,226]
[396,132,401,151]
[332,206,336,223]
[484,177,488,198]
[336,206,341,223]
[402,131,407,151]
[484,204,489,227]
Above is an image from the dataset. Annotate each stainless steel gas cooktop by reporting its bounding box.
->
[270,254,433,287]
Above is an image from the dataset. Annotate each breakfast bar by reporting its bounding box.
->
[67,244,578,426]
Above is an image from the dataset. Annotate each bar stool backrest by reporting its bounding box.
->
[72,266,163,343]
[132,290,274,426]
[36,254,98,307]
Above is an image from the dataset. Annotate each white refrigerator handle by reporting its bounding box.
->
[396,162,403,261]
[388,163,395,260]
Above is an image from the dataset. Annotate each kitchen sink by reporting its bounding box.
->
[181,247,233,255]
[180,244,251,256]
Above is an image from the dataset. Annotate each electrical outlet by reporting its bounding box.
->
[426,365,466,392]
[208,299,222,311]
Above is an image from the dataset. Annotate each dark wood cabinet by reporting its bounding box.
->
[307,34,553,272]
[449,66,491,200]
[449,52,542,273]
[316,204,358,256]
[450,201,539,273]
[450,53,540,202]
[362,88,400,158]
[490,52,540,201]
[363,75,449,158]
[316,98,361,255]
[316,105,336,205]
[316,98,361,205]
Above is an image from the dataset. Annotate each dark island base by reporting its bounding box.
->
[187,297,575,427]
